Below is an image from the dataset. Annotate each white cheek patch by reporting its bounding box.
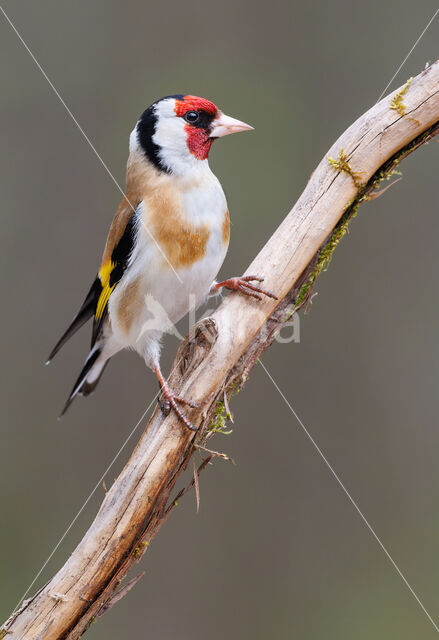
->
[152,99,205,175]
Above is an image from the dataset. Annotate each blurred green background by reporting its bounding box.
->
[1,1,439,638]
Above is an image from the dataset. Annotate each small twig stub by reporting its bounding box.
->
[193,460,200,513]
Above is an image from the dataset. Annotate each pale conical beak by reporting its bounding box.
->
[209,112,254,138]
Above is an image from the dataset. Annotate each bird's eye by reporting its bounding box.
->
[184,111,199,123]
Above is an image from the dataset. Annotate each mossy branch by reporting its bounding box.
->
[293,121,439,314]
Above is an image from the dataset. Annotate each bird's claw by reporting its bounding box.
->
[158,387,198,431]
[219,275,277,301]
[174,396,199,409]
[158,396,171,415]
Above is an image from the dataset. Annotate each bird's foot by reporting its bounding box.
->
[155,367,199,431]
[215,275,277,301]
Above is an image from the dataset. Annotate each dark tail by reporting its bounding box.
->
[59,348,109,417]
[47,277,101,364]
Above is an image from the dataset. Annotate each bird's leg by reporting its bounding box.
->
[211,275,277,301]
[157,380,170,415]
[154,365,199,431]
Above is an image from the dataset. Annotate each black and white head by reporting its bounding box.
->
[129,94,253,176]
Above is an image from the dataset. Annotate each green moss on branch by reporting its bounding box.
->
[293,121,439,314]
[327,148,363,187]
[390,77,413,116]
[207,401,233,435]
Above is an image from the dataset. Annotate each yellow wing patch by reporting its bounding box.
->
[96,260,116,321]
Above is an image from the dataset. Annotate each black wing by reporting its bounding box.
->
[90,214,138,346]
[47,213,138,362]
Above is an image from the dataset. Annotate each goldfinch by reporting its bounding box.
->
[47,94,276,429]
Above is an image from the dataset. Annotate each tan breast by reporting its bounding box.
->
[116,276,142,334]
[144,182,211,269]
[222,209,230,246]
[102,150,227,273]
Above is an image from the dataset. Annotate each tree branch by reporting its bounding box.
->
[3,62,439,639]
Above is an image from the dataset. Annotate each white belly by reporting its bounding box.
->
[108,171,228,362]
[135,230,226,329]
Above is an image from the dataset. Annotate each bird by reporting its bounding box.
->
[47,94,276,430]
